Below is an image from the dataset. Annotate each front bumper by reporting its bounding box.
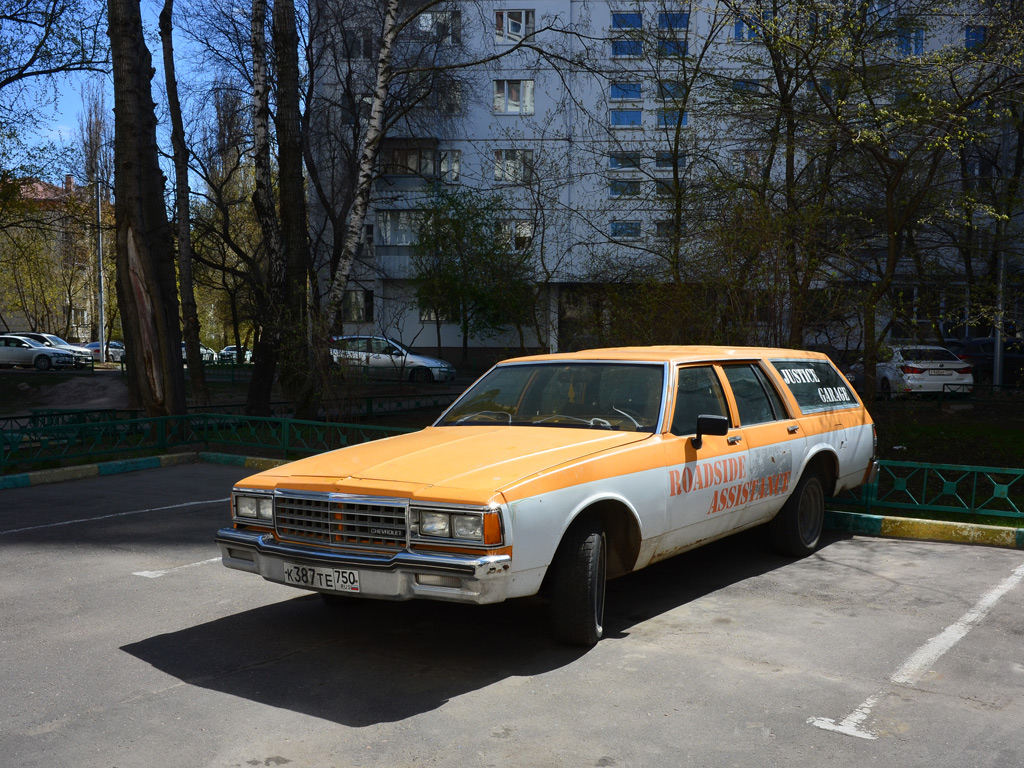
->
[216,527,512,604]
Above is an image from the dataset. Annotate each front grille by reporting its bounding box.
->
[275,495,407,551]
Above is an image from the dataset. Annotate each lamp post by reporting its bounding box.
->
[96,177,106,363]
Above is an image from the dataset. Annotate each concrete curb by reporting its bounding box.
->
[5,456,1023,551]
[0,452,198,490]
[826,510,1024,550]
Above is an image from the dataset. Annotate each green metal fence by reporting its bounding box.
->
[0,413,412,472]
[831,460,1024,521]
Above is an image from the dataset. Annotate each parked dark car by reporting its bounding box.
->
[948,337,1024,387]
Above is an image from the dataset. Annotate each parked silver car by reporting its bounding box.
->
[84,340,126,362]
[13,332,92,369]
[0,335,75,370]
[329,335,456,383]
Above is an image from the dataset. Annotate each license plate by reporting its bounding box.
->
[928,369,952,376]
[283,562,360,592]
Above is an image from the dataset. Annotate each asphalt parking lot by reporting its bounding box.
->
[2,461,1023,768]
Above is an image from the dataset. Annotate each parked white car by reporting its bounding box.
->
[329,335,457,383]
[14,332,92,369]
[848,345,973,399]
[0,335,76,370]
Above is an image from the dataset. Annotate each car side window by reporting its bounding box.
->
[671,366,728,436]
[722,364,786,425]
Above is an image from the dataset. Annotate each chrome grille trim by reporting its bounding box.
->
[274,492,408,551]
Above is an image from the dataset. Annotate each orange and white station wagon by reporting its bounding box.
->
[216,346,877,645]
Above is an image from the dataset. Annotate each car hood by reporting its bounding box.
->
[407,351,453,368]
[239,425,652,504]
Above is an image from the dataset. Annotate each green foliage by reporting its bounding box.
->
[412,187,536,355]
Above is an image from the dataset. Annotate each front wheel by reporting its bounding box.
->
[410,367,432,384]
[34,355,51,371]
[769,470,825,557]
[548,519,607,647]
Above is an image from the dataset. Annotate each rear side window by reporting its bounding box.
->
[722,364,788,425]
[770,359,858,414]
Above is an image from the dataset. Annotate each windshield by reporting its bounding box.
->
[437,362,664,431]
[20,337,43,347]
[44,334,70,346]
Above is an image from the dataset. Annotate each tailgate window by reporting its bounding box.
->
[770,359,858,414]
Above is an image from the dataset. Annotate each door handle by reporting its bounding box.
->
[788,425,800,434]
[727,436,742,445]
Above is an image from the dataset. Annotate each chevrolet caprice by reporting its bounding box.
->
[216,346,876,645]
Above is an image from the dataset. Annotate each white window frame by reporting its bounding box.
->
[494,79,535,115]
[495,9,535,43]
[494,149,534,183]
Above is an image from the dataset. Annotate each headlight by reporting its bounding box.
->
[417,510,485,541]
[235,494,273,521]
[420,511,451,537]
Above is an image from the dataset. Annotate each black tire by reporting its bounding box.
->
[548,519,607,647]
[410,367,432,384]
[769,470,825,557]
[34,355,51,371]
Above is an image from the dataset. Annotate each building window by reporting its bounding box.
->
[500,220,535,250]
[657,38,687,57]
[377,210,418,246]
[734,12,768,41]
[342,290,373,323]
[655,220,681,240]
[495,10,535,42]
[896,26,925,56]
[609,151,642,169]
[415,11,462,44]
[965,25,986,50]
[655,150,684,170]
[658,12,689,29]
[611,39,642,57]
[654,179,678,197]
[382,145,434,176]
[657,80,686,100]
[657,109,687,128]
[732,78,766,94]
[495,149,534,183]
[343,29,373,59]
[611,109,642,127]
[610,81,642,100]
[494,79,535,114]
[610,220,641,239]
[609,179,641,197]
[731,149,763,177]
[611,12,642,29]
[439,150,461,183]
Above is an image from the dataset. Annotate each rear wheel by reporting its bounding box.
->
[34,355,51,371]
[769,470,825,557]
[548,519,607,647]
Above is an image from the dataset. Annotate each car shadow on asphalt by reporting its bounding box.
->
[121,527,845,727]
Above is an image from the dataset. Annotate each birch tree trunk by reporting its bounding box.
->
[246,0,284,415]
[323,0,402,330]
[108,0,187,416]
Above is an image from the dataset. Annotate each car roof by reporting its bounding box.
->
[499,345,833,366]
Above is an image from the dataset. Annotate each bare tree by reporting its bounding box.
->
[108,0,186,414]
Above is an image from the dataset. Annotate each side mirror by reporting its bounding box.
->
[691,414,729,450]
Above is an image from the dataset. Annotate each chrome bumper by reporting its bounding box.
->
[215,527,512,604]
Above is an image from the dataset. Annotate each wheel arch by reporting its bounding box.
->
[547,497,642,582]
[798,448,838,496]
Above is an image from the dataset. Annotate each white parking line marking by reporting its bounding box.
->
[134,557,223,578]
[810,560,1024,740]
[0,498,229,536]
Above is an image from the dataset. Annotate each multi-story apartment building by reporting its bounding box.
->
[309,0,1022,360]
